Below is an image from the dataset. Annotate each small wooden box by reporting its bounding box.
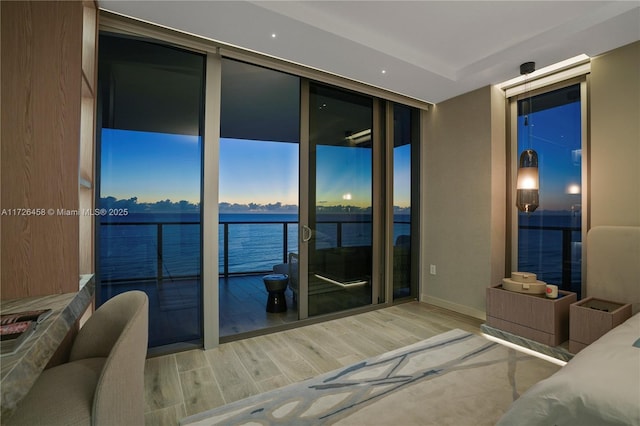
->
[569,297,632,353]
[486,284,577,346]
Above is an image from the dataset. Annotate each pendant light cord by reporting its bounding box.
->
[519,61,536,151]
[523,71,531,150]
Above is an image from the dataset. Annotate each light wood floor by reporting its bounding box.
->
[143,301,483,425]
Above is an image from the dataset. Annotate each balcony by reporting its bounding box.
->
[97,218,580,345]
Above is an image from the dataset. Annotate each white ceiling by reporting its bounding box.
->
[99,1,640,104]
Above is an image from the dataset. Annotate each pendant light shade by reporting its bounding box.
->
[516,149,539,213]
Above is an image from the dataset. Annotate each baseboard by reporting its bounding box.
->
[420,294,487,321]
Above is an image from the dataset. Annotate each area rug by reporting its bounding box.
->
[180,329,560,426]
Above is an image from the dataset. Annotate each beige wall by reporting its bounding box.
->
[420,41,639,318]
[590,41,640,227]
[421,86,506,319]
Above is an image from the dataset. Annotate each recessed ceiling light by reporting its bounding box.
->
[381,69,387,74]
[271,33,277,38]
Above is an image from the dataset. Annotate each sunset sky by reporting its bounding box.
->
[101,95,578,213]
[518,98,581,212]
[101,132,412,209]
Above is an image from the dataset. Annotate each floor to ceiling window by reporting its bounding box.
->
[218,59,300,337]
[96,19,428,348]
[97,34,205,348]
[512,82,585,297]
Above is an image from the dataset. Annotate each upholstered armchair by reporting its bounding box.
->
[7,291,149,426]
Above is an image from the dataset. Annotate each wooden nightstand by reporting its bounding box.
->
[569,297,632,354]
[486,284,577,346]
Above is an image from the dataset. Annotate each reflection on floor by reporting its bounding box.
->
[307,276,371,317]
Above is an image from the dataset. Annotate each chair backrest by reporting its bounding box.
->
[288,252,299,290]
[70,291,149,426]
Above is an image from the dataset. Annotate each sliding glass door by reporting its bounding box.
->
[306,83,375,316]
[218,59,300,337]
[96,32,423,347]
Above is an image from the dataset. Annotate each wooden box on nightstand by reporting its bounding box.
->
[569,297,632,354]
[486,284,577,346]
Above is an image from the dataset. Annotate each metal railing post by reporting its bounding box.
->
[157,223,163,285]
[562,229,572,290]
[224,223,229,278]
[283,223,288,263]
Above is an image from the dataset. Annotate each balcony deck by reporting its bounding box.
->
[219,275,298,336]
[99,275,300,343]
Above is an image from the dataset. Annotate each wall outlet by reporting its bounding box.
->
[429,264,436,275]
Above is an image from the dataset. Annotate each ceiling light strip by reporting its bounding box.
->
[504,63,591,98]
[99,9,215,54]
[499,55,591,98]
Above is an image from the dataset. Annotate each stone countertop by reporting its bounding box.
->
[0,274,95,419]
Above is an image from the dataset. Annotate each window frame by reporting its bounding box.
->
[506,76,589,297]
[98,10,428,349]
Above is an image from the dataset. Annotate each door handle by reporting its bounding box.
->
[302,225,312,242]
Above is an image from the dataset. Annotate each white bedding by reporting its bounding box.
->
[497,313,640,426]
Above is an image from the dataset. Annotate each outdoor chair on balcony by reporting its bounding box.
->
[7,291,149,426]
[274,252,299,304]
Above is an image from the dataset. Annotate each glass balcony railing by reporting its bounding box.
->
[99,221,580,295]
[99,221,201,283]
[518,224,582,296]
[99,219,411,282]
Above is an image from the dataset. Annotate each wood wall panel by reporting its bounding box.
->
[1,1,84,299]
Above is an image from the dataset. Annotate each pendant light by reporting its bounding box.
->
[516,149,539,212]
[516,62,539,213]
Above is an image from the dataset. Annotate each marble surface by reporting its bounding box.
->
[0,274,95,419]
[480,323,574,362]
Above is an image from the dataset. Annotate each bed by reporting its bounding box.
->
[497,226,640,425]
[496,313,640,425]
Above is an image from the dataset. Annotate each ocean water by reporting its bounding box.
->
[98,212,581,291]
[517,212,582,292]
[99,212,411,281]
